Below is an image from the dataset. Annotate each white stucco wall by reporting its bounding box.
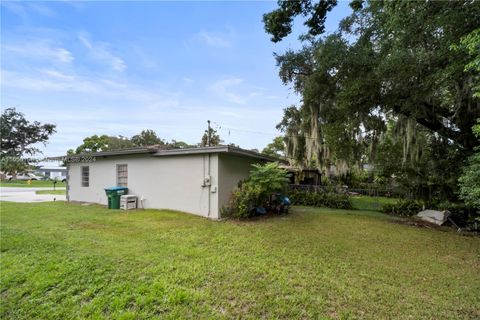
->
[217,154,262,213]
[68,153,220,218]
[67,152,264,219]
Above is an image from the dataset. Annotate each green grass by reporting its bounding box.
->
[350,195,399,211]
[0,180,66,188]
[1,202,479,319]
[35,189,66,195]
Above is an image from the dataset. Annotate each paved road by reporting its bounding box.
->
[0,187,66,203]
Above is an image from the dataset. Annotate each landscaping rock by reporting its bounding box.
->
[417,209,450,225]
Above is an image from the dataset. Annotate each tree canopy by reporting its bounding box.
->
[263,0,480,200]
[262,136,287,159]
[71,130,196,155]
[201,127,221,147]
[263,0,480,198]
[131,130,165,147]
[1,108,56,157]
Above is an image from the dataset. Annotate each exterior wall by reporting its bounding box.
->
[217,154,262,215]
[68,153,221,218]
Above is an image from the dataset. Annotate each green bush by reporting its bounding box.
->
[222,183,263,219]
[287,189,353,209]
[381,199,421,217]
[222,162,290,219]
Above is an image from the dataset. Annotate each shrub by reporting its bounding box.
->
[222,162,290,219]
[381,199,421,217]
[287,189,353,210]
[222,182,263,219]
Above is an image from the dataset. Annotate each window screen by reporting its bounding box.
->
[117,164,128,187]
[81,166,89,187]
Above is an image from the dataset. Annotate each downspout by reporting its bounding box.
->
[207,153,211,218]
[66,161,70,202]
[202,154,211,218]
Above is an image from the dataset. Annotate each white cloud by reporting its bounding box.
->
[208,77,268,105]
[28,3,56,17]
[38,69,75,81]
[1,69,178,106]
[4,41,74,63]
[209,77,246,104]
[197,30,232,48]
[78,32,127,71]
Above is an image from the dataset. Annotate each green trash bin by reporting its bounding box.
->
[104,187,128,209]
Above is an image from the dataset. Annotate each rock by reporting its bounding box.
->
[417,209,450,226]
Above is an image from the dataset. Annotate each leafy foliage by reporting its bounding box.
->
[131,129,165,147]
[0,108,56,157]
[249,162,290,195]
[381,200,422,217]
[287,189,353,209]
[0,157,28,176]
[264,0,480,203]
[223,162,290,218]
[222,183,263,219]
[263,0,337,43]
[458,120,480,208]
[201,127,221,147]
[261,136,286,159]
[74,134,135,153]
[73,130,173,154]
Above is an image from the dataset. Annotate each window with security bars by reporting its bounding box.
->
[81,166,89,187]
[117,164,128,187]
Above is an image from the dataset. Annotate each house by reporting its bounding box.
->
[35,166,67,181]
[61,146,272,219]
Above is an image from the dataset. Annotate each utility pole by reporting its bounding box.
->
[207,120,211,146]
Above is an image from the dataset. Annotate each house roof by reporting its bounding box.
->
[50,145,276,162]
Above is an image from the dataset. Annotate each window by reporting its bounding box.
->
[81,166,89,187]
[117,164,128,187]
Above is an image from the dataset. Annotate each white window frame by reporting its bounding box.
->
[116,164,128,187]
[81,166,89,187]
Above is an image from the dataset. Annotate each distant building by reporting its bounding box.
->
[36,166,67,181]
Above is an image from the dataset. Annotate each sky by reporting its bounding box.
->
[1,1,351,157]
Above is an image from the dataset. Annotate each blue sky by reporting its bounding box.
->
[1,1,351,157]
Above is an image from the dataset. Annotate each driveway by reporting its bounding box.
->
[0,187,66,203]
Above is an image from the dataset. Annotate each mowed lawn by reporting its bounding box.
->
[1,202,479,319]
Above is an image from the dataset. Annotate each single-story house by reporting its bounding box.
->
[61,145,272,219]
[35,166,67,181]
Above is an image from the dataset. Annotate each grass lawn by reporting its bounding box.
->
[1,202,479,319]
[0,180,66,188]
[35,189,66,195]
[350,195,399,211]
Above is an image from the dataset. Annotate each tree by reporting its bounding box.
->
[131,130,164,147]
[1,108,56,157]
[458,120,480,208]
[201,128,221,146]
[0,157,28,178]
[263,0,480,199]
[168,140,195,149]
[74,135,135,153]
[75,135,110,153]
[262,136,286,159]
[107,135,134,150]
